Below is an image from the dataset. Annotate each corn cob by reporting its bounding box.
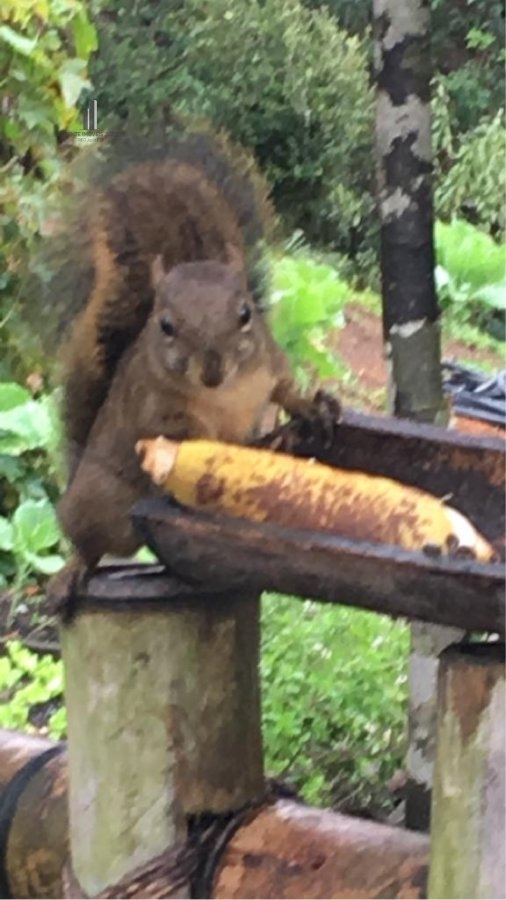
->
[136,437,494,562]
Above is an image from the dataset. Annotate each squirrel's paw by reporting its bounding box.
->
[291,389,342,448]
[46,556,91,624]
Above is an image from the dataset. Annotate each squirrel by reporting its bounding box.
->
[43,126,340,612]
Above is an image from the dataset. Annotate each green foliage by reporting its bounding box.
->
[270,249,351,385]
[0,383,64,590]
[90,0,374,254]
[435,109,506,238]
[0,0,96,160]
[0,0,96,378]
[430,0,504,134]
[261,594,408,809]
[435,219,506,337]
[0,497,64,583]
[0,640,65,739]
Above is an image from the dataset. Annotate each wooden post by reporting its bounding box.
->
[61,572,263,897]
[404,621,465,831]
[429,642,505,899]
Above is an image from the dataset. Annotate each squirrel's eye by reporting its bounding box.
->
[160,317,175,338]
[238,303,252,329]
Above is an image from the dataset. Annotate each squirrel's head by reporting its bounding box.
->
[148,253,267,389]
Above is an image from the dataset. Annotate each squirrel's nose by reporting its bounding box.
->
[201,350,223,388]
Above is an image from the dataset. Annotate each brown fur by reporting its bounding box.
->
[62,155,264,475]
[50,134,337,613]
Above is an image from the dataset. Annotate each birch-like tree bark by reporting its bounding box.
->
[373,0,446,423]
[372,0,460,832]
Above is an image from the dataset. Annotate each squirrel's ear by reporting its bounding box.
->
[225,242,247,286]
[151,255,166,291]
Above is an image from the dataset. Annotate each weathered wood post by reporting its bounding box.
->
[372,0,461,831]
[61,569,263,897]
[429,642,505,898]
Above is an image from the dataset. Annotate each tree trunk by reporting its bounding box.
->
[372,0,456,832]
[373,0,446,424]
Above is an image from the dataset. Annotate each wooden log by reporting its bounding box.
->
[212,799,429,899]
[61,578,263,897]
[0,729,67,899]
[0,728,59,792]
[428,642,505,898]
[0,733,430,900]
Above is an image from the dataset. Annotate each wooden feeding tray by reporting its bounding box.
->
[127,411,505,636]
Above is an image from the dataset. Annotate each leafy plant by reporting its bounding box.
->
[261,594,408,811]
[435,219,506,336]
[435,109,506,238]
[270,251,351,384]
[0,0,97,379]
[0,498,64,582]
[0,382,64,591]
[0,640,65,738]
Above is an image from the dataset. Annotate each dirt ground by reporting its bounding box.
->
[330,303,505,437]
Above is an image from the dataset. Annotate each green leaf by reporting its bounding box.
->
[0,517,14,552]
[17,97,52,130]
[23,550,65,575]
[135,546,158,563]
[12,498,61,554]
[72,11,98,58]
[0,398,55,454]
[48,705,67,739]
[294,334,343,379]
[474,283,506,311]
[0,383,31,412]
[0,25,37,57]
[57,59,91,108]
[8,640,38,674]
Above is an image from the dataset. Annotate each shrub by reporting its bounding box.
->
[435,110,506,238]
[0,641,65,738]
[90,0,374,254]
[435,218,506,337]
[261,594,408,811]
[0,382,64,593]
[0,0,96,379]
[270,249,351,385]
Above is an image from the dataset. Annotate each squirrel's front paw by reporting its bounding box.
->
[292,389,342,448]
[46,557,91,623]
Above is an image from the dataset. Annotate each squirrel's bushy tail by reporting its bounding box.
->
[29,122,275,479]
